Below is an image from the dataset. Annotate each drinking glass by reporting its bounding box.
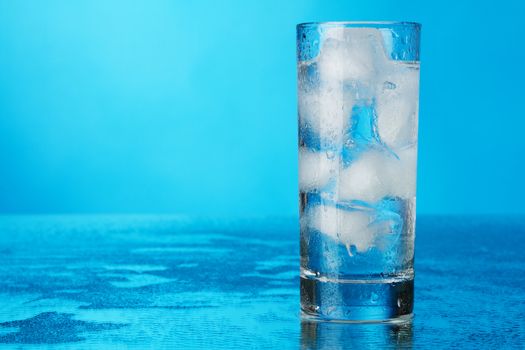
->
[297,21,421,322]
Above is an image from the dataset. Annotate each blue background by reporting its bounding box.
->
[0,0,523,216]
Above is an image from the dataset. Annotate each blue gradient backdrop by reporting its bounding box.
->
[0,0,523,215]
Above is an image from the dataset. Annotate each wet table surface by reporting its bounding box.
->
[0,215,524,349]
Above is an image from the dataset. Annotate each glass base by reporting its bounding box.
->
[300,272,414,323]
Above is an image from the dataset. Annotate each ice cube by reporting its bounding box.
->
[298,83,353,149]
[297,61,320,93]
[307,204,374,252]
[375,62,420,149]
[339,146,418,203]
[307,204,396,253]
[317,27,390,83]
[389,146,417,199]
[339,150,391,203]
[298,147,337,192]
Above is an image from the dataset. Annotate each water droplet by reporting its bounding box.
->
[397,298,402,308]
[383,81,397,90]
[370,292,379,304]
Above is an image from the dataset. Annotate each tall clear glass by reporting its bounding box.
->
[297,22,421,322]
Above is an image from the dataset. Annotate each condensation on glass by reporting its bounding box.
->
[297,21,421,322]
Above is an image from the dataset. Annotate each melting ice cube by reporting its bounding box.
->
[389,146,418,199]
[317,27,390,83]
[298,61,354,149]
[375,62,420,149]
[298,85,348,148]
[306,204,396,253]
[339,150,391,203]
[339,146,417,203]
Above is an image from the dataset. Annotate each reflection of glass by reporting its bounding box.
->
[300,320,413,349]
[297,22,421,322]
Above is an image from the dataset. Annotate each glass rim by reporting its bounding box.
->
[297,21,421,29]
